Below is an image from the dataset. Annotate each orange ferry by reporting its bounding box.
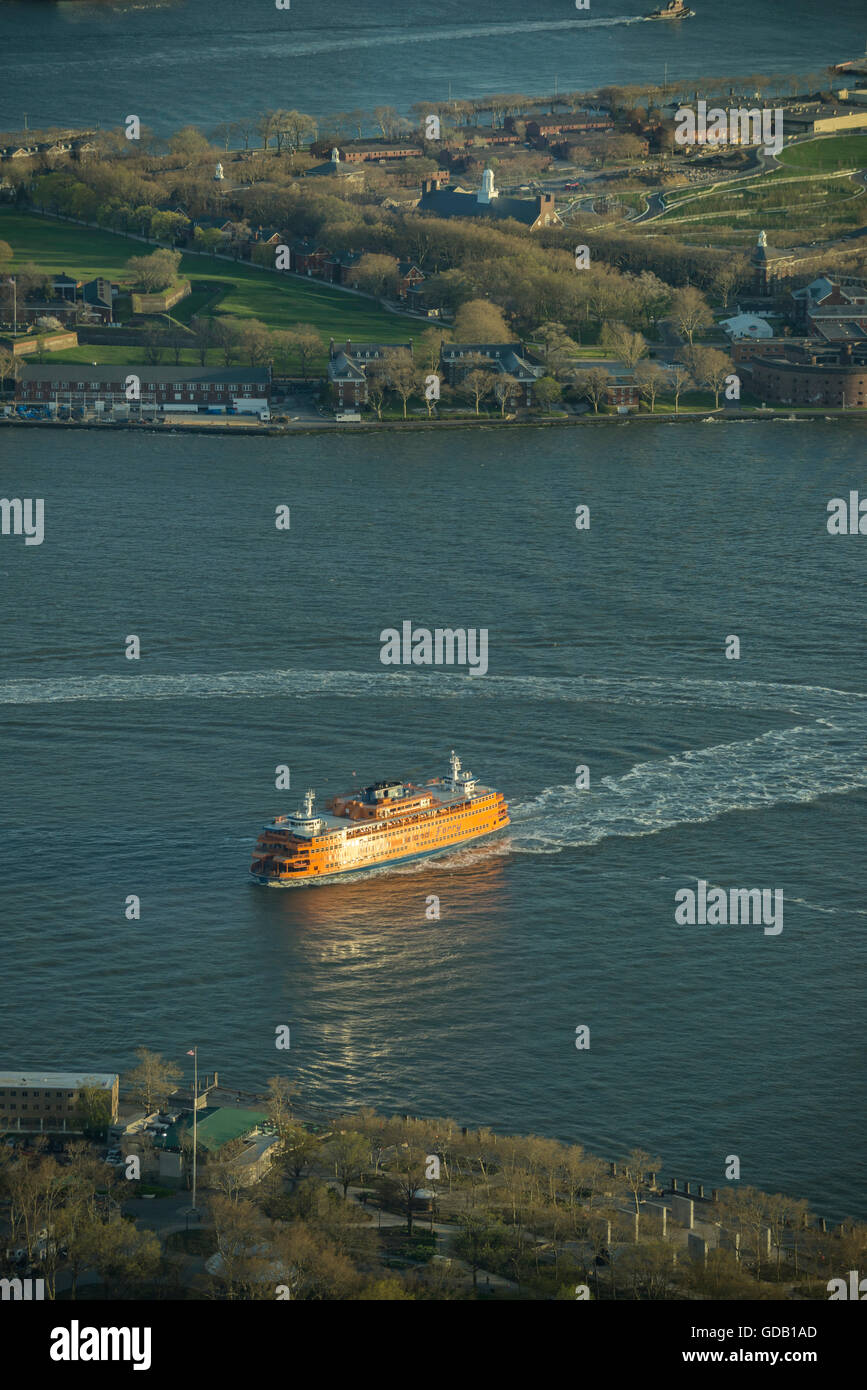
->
[250,751,509,885]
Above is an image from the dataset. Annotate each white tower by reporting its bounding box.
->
[331,146,341,165]
[214,161,225,181]
[447,750,477,797]
[477,167,498,204]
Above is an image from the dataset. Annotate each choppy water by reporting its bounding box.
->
[1,0,865,132]
[1,423,864,1218]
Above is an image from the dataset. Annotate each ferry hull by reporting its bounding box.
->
[251,822,509,886]
[251,753,508,888]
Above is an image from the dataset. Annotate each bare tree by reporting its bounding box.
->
[571,366,611,413]
[386,348,420,419]
[635,359,667,413]
[669,361,694,413]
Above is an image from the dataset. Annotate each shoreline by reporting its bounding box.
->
[4,408,866,438]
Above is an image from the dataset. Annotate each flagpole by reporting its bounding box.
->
[192,1046,198,1211]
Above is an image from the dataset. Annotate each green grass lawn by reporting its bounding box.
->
[778,134,867,171]
[0,208,410,345]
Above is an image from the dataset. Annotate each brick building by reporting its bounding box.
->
[419,167,561,229]
[327,340,413,408]
[17,364,271,414]
[336,140,424,163]
[290,239,331,277]
[439,342,542,408]
[738,340,867,407]
[13,276,115,326]
[751,230,799,296]
[0,1070,119,1131]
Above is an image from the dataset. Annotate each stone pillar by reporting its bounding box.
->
[642,1201,668,1238]
[670,1193,695,1230]
[687,1232,708,1263]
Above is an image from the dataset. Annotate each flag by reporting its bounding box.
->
[186,1049,195,1056]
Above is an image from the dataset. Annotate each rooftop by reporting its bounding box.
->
[18,365,270,384]
[0,1070,117,1089]
[165,1106,268,1153]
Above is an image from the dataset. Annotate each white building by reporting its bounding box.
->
[720,312,775,340]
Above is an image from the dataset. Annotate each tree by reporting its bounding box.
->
[212,120,238,153]
[289,324,323,379]
[76,1218,160,1299]
[265,1075,300,1143]
[687,345,733,407]
[282,110,318,151]
[11,261,52,299]
[621,1148,662,1220]
[416,327,444,375]
[386,348,419,418]
[572,366,611,413]
[327,1132,370,1198]
[532,375,562,411]
[635,359,667,413]
[0,346,16,387]
[125,249,182,293]
[75,1084,114,1140]
[669,361,694,413]
[150,211,190,245]
[492,374,517,416]
[212,316,240,366]
[601,320,648,368]
[452,297,510,343]
[670,285,713,345]
[382,1144,429,1236]
[711,255,749,309]
[281,1127,323,1186]
[190,314,216,366]
[169,126,212,164]
[365,361,388,420]
[533,321,580,377]
[353,253,399,299]
[453,1214,505,1291]
[238,319,272,367]
[164,322,189,365]
[124,1047,182,1115]
[194,226,225,256]
[461,361,499,415]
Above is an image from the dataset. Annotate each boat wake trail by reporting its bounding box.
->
[124,17,648,69]
[507,718,867,855]
[1,668,865,717]
[2,669,863,857]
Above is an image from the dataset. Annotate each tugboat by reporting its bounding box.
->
[250,751,510,885]
[646,0,694,18]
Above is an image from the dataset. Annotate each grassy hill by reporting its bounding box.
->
[778,134,867,172]
[0,208,413,352]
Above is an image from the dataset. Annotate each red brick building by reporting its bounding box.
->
[17,364,271,414]
[337,140,424,163]
[291,239,331,276]
[738,341,867,407]
[327,340,414,408]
